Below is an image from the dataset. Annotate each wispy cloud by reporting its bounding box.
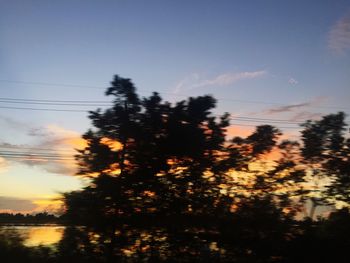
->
[266,102,311,114]
[265,97,328,115]
[288,78,298,85]
[288,111,323,122]
[328,13,350,54]
[28,127,55,137]
[174,70,267,93]
[0,114,31,130]
[0,114,87,176]
[23,125,86,175]
[1,124,86,176]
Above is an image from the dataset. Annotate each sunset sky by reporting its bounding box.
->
[0,0,349,213]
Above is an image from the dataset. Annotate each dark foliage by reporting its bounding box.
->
[1,75,349,262]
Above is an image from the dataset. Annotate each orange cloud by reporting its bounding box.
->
[22,124,88,176]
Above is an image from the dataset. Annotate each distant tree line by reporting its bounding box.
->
[1,75,349,262]
[0,212,61,224]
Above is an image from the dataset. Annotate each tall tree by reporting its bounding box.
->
[300,112,350,217]
[63,75,232,260]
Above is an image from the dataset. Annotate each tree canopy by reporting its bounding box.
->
[57,75,350,262]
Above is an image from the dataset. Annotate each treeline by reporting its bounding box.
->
[0,212,61,224]
[2,75,350,262]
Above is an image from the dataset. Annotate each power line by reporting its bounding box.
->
[0,97,110,104]
[1,104,347,128]
[0,153,74,161]
[227,117,301,124]
[0,146,76,154]
[0,100,111,107]
[230,123,301,129]
[0,147,76,161]
[0,105,88,112]
[230,116,301,123]
[0,79,349,111]
[0,79,102,89]
[0,97,318,124]
[0,156,74,162]
[0,99,303,123]
[0,150,73,158]
[0,105,304,126]
[0,94,348,128]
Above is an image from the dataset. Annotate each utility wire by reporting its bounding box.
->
[0,100,111,107]
[0,97,305,124]
[0,105,88,112]
[0,97,109,103]
[230,123,301,129]
[0,94,348,128]
[0,79,102,89]
[0,145,76,153]
[0,99,314,125]
[0,105,304,127]
[0,105,342,129]
[0,145,76,154]
[0,154,74,161]
[229,118,301,124]
[0,79,349,111]
[0,104,303,124]
[0,151,74,158]
[229,116,301,123]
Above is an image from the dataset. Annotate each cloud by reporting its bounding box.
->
[264,97,328,115]
[0,115,86,176]
[0,195,63,214]
[265,102,311,114]
[0,114,31,131]
[328,13,350,54]
[288,111,323,122]
[0,157,8,174]
[288,78,298,85]
[174,70,267,93]
[28,127,55,137]
[24,125,86,175]
[32,197,64,214]
[1,125,87,176]
[0,196,38,213]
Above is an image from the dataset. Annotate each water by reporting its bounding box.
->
[0,225,65,247]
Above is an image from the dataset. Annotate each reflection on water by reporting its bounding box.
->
[0,225,64,247]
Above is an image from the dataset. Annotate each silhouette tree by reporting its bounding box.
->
[63,75,233,260]
[300,112,349,218]
[60,75,349,261]
[224,125,306,218]
[0,75,347,262]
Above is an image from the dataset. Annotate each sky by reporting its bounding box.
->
[0,0,349,213]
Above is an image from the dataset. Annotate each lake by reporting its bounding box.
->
[0,225,64,247]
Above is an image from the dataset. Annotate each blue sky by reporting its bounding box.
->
[0,0,349,212]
